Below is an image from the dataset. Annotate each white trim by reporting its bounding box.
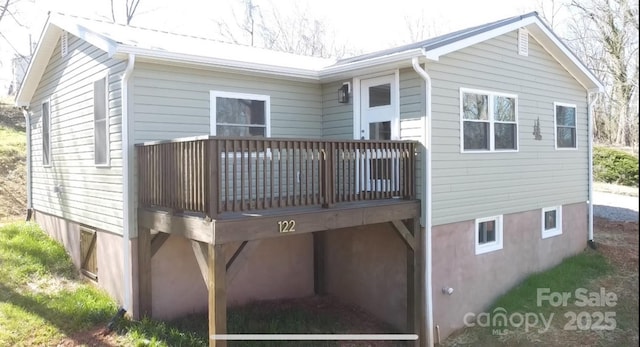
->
[541,206,563,239]
[209,91,271,137]
[357,73,400,140]
[553,102,578,150]
[459,88,519,153]
[42,97,52,167]
[120,46,321,80]
[425,16,538,61]
[93,72,111,167]
[411,57,433,347]
[475,215,504,255]
[22,108,33,209]
[352,77,361,139]
[527,21,604,92]
[121,53,135,313]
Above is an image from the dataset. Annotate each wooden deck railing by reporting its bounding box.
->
[137,137,417,218]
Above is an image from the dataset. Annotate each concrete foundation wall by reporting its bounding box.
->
[150,233,314,320]
[431,202,587,339]
[325,223,408,331]
[34,210,125,306]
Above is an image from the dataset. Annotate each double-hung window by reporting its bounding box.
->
[210,91,270,137]
[461,89,518,152]
[554,103,577,149]
[94,76,109,166]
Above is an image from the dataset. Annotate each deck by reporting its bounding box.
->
[135,136,422,346]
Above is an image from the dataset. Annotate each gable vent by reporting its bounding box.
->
[61,31,68,57]
[518,28,529,56]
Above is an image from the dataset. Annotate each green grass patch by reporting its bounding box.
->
[118,299,401,347]
[0,222,117,346]
[490,251,611,314]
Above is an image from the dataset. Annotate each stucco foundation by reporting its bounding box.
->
[431,202,588,339]
[149,233,314,320]
[34,210,125,305]
[325,223,408,331]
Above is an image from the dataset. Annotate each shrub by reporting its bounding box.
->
[593,146,639,187]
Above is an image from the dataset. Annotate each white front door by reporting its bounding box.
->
[358,74,400,193]
[359,74,398,140]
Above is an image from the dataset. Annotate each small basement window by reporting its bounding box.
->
[542,206,562,239]
[80,227,98,280]
[475,215,503,255]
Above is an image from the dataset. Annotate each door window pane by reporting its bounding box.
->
[369,121,391,140]
[369,84,391,107]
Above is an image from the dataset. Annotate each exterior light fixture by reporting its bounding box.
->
[338,82,350,103]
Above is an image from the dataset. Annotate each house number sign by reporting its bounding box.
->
[278,220,296,233]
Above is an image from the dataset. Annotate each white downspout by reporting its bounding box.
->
[121,53,136,312]
[587,91,597,243]
[412,56,433,347]
[21,107,33,215]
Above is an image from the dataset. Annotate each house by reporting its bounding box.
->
[15,11,603,347]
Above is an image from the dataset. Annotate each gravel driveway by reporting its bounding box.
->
[593,191,639,222]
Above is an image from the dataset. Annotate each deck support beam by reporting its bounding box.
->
[391,219,421,345]
[138,226,152,318]
[208,243,227,347]
[151,233,170,257]
[226,240,261,286]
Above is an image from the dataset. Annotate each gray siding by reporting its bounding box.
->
[321,80,353,139]
[399,68,424,202]
[30,34,125,234]
[132,63,323,143]
[428,31,589,225]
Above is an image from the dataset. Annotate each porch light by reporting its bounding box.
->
[338,82,350,103]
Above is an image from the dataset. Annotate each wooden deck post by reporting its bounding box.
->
[208,243,227,347]
[138,226,152,318]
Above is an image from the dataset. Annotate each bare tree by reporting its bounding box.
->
[567,0,639,148]
[537,0,565,29]
[214,0,350,58]
[110,0,142,25]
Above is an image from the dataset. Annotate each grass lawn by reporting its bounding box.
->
[0,222,117,346]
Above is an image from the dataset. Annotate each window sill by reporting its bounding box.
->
[462,149,519,154]
[542,229,562,239]
[475,242,503,255]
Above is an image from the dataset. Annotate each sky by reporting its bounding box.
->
[0,0,554,96]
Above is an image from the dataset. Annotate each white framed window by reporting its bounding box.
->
[210,91,270,137]
[541,206,562,239]
[94,75,109,166]
[460,88,518,152]
[554,102,577,149]
[42,99,52,166]
[475,215,504,255]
